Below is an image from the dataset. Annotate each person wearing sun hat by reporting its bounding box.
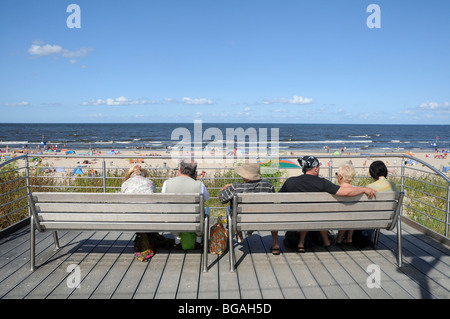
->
[218,162,280,254]
[279,155,377,252]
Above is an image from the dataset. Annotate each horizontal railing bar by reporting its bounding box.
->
[0,185,28,199]
[403,203,446,223]
[0,176,26,187]
[0,194,27,210]
[0,205,28,220]
[404,194,446,214]
[403,184,447,202]
[404,176,447,191]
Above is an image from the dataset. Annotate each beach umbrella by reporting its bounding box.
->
[278,158,301,168]
[258,158,300,168]
[72,166,84,175]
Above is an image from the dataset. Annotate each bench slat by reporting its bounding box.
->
[33,192,200,203]
[38,213,200,223]
[36,203,198,213]
[40,222,201,232]
[238,211,394,223]
[237,191,400,203]
[238,201,397,213]
[237,220,393,231]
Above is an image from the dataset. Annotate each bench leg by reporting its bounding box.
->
[202,215,209,272]
[30,215,36,272]
[397,217,403,267]
[227,211,235,272]
[373,229,380,248]
[53,231,60,250]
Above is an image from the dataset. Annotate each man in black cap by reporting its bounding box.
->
[278,155,376,252]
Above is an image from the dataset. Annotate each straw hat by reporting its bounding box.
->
[235,163,261,181]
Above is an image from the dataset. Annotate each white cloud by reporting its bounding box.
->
[61,47,93,58]
[262,95,313,105]
[28,44,63,56]
[28,42,93,64]
[182,97,214,105]
[400,101,450,116]
[163,98,177,103]
[82,96,157,106]
[1,101,29,106]
[419,101,450,112]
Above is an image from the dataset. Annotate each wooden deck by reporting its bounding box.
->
[1,220,449,299]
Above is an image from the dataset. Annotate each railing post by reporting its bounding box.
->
[25,155,36,271]
[400,157,405,193]
[102,159,107,193]
[25,154,30,197]
[328,158,333,181]
[445,185,450,238]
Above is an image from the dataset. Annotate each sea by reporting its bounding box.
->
[0,123,449,153]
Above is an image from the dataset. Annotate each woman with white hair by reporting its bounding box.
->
[336,162,356,245]
[121,165,156,194]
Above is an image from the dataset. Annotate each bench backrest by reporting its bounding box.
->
[29,192,205,233]
[232,191,403,232]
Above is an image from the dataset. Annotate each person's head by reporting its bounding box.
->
[337,163,356,184]
[235,163,261,182]
[369,160,388,180]
[178,159,198,179]
[298,156,320,175]
[124,165,146,181]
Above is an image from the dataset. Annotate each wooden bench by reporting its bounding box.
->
[227,191,404,272]
[27,192,209,272]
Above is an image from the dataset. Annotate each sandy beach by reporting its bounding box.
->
[2,147,449,178]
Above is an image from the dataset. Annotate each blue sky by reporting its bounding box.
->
[1,0,449,124]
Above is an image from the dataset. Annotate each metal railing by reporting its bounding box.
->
[1,153,449,238]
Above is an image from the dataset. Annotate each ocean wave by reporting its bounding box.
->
[278,140,373,144]
[348,135,370,138]
[1,141,29,145]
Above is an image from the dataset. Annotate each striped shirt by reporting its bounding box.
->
[218,179,275,204]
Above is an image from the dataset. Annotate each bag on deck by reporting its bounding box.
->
[209,214,228,255]
[352,229,375,248]
[283,231,300,250]
[134,232,174,261]
[180,232,197,250]
[134,232,156,261]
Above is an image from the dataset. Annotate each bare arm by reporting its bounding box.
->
[335,186,377,199]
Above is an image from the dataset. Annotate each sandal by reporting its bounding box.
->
[296,246,306,253]
[271,247,280,255]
